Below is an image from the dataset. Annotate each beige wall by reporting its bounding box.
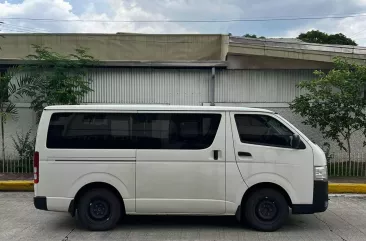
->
[0,33,227,61]
[227,54,334,69]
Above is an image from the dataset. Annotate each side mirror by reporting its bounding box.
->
[291,134,301,149]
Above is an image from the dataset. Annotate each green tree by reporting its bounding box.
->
[297,30,357,46]
[243,34,265,39]
[0,69,29,167]
[21,45,97,120]
[290,57,366,167]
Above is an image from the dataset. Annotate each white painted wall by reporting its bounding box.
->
[1,104,37,159]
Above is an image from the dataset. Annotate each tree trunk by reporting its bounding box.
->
[1,116,5,172]
[346,137,352,176]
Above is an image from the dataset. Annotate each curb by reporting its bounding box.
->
[0,181,34,191]
[328,183,366,194]
[1,181,366,194]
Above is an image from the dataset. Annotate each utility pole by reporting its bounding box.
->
[0,21,4,34]
[0,22,4,50]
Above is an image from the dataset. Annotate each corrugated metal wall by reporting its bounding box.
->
[215,69,314,103]
[6,68,317,105]
[82,68,315,105]
[83,68,211,105]
[4,67,321,157]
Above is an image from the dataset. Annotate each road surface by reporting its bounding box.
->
[1,193,366,241]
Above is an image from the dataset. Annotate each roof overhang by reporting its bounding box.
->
[229,37,366,64]
[0,59,227,68]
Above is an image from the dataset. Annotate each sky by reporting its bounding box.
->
[1,0,366,45]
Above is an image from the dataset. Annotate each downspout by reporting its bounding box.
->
[210,67,216,106]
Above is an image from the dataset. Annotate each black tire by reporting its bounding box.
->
[243,188,289,232]
[77,188,121,231]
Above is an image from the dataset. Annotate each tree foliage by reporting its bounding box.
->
[20,45,97,119]
[243,33,265,39]
[297,30,357,46]
[290,57,366,164]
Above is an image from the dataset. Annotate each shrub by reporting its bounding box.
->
[12,128,35,164]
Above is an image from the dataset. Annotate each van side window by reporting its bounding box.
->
[47,113,221,150]
[136,114,221,149]
[234,114,295,148]
[47,113,133,149]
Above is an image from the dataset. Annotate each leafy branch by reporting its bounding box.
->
[19,44,98,121]
[290,57,366,169]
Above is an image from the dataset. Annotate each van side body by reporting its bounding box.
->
[33,105,328,231]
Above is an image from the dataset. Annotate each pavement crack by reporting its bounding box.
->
[328,209,366,236]
[314,214,348,241]
[61,227,75,241]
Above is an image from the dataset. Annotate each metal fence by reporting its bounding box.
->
[0,158,33,174]
[1,153,366,178]
[327,152,366,177]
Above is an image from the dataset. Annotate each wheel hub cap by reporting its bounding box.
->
[256,198,278,221]
[89,199,110,221]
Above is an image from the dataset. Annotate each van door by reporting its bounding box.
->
[42,112,137,213]
[230,112,313,205]
[135,112,226,214]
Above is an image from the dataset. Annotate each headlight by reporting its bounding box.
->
[314,166,328,181]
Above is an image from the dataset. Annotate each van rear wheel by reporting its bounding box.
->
[77,188,121,231]
[243,188,289,232]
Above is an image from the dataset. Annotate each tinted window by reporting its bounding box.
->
[137,113,221,149]
[234,114,295,148]
[47,113,133,149]
[47,112,221,150]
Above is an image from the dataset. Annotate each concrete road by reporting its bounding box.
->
[1,193,366,241]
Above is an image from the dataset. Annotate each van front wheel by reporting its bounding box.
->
[243,188,289,232]
[77,188,121,231]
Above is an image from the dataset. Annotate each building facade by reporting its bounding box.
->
[1,33,366,159]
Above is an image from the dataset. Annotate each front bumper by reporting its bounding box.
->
[34,196,48,211]
[292,180,329,214]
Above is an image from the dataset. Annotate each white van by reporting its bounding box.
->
[33,105,328,231]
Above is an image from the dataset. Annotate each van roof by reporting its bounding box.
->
[44,104,274,113]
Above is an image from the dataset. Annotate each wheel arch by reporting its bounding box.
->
[241,182,293,208]
[69,182,125,217]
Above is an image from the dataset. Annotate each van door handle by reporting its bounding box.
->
[238,152,252,157]
[213,150,219,160]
